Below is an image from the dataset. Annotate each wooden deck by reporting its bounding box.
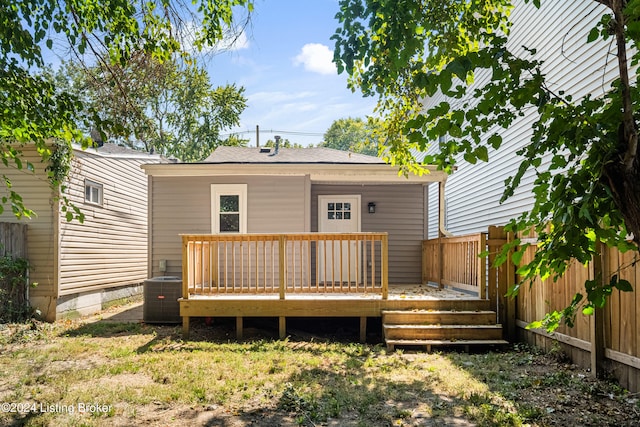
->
[179,284,491,341]
[179,233,508,347]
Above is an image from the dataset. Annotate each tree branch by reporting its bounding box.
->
[611,0,638,171]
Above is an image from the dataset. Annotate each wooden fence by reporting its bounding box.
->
[0,222,27,258]
[422,226,512,326]
[0,222,29,322]
[516,237,640,393]
[423,225,640,392]
[182,232,389,299]
[422,232,487,296]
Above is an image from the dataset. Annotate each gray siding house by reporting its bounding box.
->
[425,0,619,236]
[143,146,448,285]
[0,143,161,320]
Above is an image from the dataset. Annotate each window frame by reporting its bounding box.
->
[84,179,103,206]
[211,184,247,234]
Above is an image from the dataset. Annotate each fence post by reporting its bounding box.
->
[487,226,499,316]
[505,230,516,341]
[437,236,444,289]
[590,242,606,378]
[479,232,487,300]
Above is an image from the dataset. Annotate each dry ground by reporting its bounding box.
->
[0,302,639,426]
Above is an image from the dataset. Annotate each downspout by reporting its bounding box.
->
[438,180,453,237]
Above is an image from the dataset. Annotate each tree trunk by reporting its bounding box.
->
[605,160,640,247]
[606,0,640,248]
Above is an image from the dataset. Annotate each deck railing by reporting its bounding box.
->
[422,233,487,297]
[181,232,389,299]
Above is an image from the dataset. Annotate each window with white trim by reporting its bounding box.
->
[84,180,103,206]
[211,184,247,233]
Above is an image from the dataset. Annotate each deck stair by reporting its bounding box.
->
[383,308,509,352]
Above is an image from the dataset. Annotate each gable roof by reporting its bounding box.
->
[203,146,385,164]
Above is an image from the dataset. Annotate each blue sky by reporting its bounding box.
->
[205,0,377,147]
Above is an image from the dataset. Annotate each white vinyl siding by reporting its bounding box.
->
[58,151,149,295]
[0,145,57,299]
[425,0,617,236]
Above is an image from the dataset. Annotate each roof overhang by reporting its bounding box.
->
[141,163,448,184]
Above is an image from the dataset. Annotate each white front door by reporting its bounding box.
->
[318,195,361,283]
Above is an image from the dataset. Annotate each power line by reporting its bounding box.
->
[221,128,325,137]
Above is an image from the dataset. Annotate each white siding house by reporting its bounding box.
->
[0,143,161,320]
[426,0,618,237]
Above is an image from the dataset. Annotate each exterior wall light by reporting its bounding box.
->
[368,202,376,214]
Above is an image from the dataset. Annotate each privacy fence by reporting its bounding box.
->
[0,222,30,322]
[422,225,640,393]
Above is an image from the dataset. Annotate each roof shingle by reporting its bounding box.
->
[202,146,384,164]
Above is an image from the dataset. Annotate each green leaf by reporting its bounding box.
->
[526,320,543,330]
[475,146,489,162]
[615,279,633,292]
[587,27,599,43]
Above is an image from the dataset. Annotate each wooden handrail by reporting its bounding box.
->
[422,232,495,297]
[181,232,389,299]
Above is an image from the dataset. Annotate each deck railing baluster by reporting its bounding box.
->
[181,232,388,298]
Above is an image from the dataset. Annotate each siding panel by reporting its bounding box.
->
[425,1,616,236]
[149,175,307,278]
[0,145,56,297]
[58,152,150,295]
[312,184,425,284]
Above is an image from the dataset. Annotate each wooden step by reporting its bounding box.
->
[383,324,504,341]
[385,339,509,352]
[382,310,497,325]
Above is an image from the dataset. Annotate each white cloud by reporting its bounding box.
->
[293,43,336,75]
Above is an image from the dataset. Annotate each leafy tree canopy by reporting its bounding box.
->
[322,117,380,156]
[1,0,253,215]
[60,55,247,162]
[333,0,640,329]
[263,138,304,149]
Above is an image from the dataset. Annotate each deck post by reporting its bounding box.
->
[182,316,190,339]
[381,234,389,299]
[359,316,367,343]
[182,236,190,300]
[236,317,244,340]
[279,316,286,339]
[279,235,286,300]
[181,235,190,339]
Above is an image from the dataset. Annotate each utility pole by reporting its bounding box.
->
[256,125,260,147]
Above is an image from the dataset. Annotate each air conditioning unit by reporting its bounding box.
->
[143,276,182,323]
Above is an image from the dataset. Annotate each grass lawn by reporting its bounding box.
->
[0,305,638,426]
